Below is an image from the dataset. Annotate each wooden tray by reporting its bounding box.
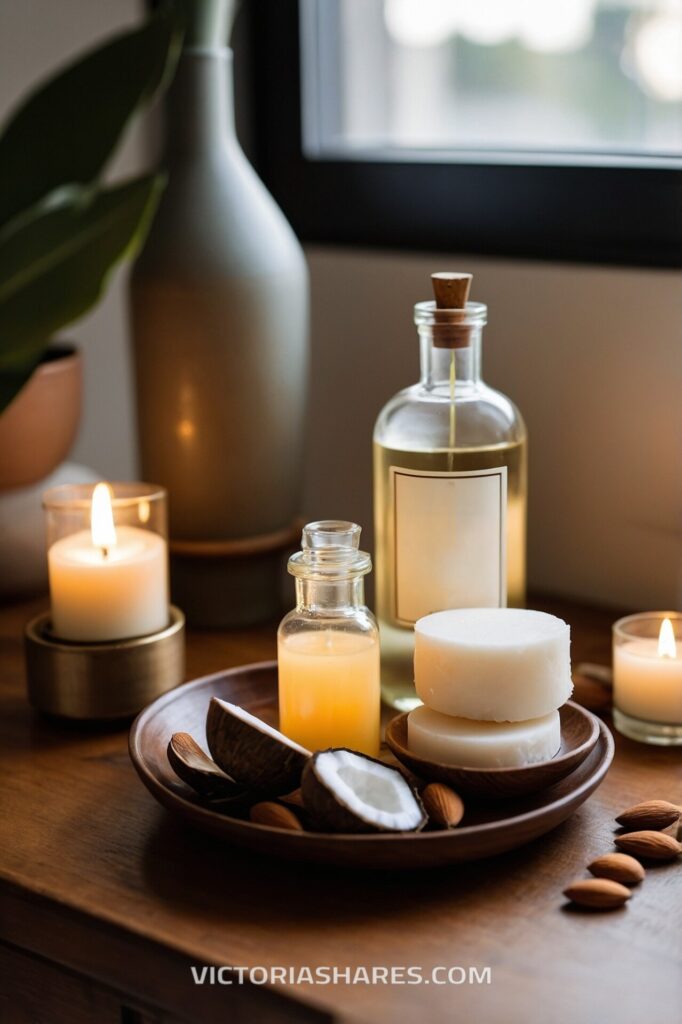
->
[129,661,614,869]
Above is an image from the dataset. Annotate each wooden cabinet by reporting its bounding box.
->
[0,942,191,1024]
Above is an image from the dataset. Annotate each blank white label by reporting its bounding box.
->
[392,466,507,625]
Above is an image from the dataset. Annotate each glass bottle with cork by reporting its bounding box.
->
[277,521,381,756]
[373,272,527,710]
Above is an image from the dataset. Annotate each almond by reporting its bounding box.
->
[563,878,631,910]
[616,800,680,832]
[588,853,645,885]
[614,830,682,861]
[422,782,464,829]
[250,801,304,831]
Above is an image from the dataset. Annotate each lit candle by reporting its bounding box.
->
[613,615,682,726]
[47,483,169,642]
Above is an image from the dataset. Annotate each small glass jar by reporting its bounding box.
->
[612,611,682,745]
[277,520,381,756]
[43,482,169,643]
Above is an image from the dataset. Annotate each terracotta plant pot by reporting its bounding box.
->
[0,344,82,491]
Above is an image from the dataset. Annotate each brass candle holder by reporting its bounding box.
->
[25,608,186,720]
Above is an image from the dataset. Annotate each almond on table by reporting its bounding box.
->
[615,800,680,832]
[588,853,645,885]
[563,878,631,910]
[614,831,682,862]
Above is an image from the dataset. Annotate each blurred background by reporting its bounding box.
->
[309,0,682,153]
[2,0,680,610]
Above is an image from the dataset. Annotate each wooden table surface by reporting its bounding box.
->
[1,596,681,1024]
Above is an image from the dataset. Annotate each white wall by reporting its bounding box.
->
[3,2,681,609]
[305,250,682,609]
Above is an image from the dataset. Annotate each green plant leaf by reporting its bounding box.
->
[0,5,180,226]
[0,175,165,380]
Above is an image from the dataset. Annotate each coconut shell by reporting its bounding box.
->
[206,698,310,795]
[301,749,427,834]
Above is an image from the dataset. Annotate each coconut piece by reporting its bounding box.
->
[302,748,426,833]
[167,731,246,799]
[206,698,310,795]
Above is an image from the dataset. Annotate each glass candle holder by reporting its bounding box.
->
[612,612,682,746]
[43,482,169,643]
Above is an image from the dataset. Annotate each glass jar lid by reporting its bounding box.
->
[287,520,372,579]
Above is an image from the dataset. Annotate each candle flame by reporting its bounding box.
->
[91,483,117,553]
[658,617,677,659]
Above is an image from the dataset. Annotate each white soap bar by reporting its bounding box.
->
[407,705,561,768]
[414,608,572,722]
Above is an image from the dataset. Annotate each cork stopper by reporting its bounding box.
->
[421,272,479,348]
[431,272,472,310]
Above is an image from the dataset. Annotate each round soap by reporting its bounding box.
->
[408,705,562,769]
[414,608,572,722]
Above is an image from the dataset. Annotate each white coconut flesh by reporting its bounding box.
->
[214,699,310,755]
[314,750,423,831]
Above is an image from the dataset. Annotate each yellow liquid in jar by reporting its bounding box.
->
[373,439,527,710]
[278,630,381,756]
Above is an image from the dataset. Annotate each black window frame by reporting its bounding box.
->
[246,0,682,268]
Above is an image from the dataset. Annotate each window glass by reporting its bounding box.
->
[302,0,682,161]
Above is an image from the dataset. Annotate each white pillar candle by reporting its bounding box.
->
[414,608,572,722]
[614,619,682,724]
[47,484,168,642]
[408,705,561,768]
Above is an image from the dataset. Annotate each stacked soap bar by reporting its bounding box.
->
[408,608,573,769]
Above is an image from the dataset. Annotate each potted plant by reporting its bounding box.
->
[0,5,181,490]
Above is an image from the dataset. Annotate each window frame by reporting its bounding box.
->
[247,0,682,267]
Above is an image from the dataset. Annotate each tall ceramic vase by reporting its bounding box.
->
[130,0,309,626]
